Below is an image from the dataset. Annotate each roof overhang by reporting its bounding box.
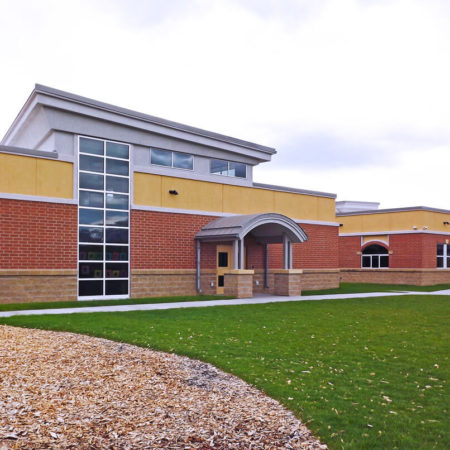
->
[195,213,308,243]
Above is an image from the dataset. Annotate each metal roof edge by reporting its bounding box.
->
[253,182,337,199]
[337,206,450,216]
[0,145,58,159]
[34,84,276,155]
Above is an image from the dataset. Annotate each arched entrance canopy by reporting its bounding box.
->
[195,213,308,244]
[195,214,308,288]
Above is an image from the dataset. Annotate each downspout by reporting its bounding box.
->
[196,240,201,293]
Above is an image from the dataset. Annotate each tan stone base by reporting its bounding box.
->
[273,270,302,296]
[0,270,77,304]
[340,268,450,286]
[224,270,254,298]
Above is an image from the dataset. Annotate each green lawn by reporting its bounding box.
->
[1,295,448,449]
[302,282,450,296]
[1,282,449,312]
[0,294,232,312]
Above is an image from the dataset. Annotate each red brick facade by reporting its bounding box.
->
[0,199,77,269]
[339,233,448,269]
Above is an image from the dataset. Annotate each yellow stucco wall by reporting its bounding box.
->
[339,210,450,233]
[0,154,73,199]
[134,172,336,221]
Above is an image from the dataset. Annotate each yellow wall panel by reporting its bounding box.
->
[36,159,73,198]
[133,171,337,222]
[133,172,162,207]
[222,185,274,214]
[162,176,223,211]
[340,210,450,233]
[0,154,36,195]
[0,154,73,199]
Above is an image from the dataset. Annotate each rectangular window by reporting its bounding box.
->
[173,151,193,170]
[437,243,449,269]
[151,148,172,167]
[150,148,194,170]
[78,136,130,299]
[218,252,229,267]
[210,159,247,178]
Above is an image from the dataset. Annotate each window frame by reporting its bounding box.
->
[437,243,450,269]
[150,147,194,171]
[361,244,389,269]
[210,158,247,179]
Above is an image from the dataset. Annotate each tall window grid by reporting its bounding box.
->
[437,243,450,268]
[78,136,130,299]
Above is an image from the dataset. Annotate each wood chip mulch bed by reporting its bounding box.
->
[0,325,326,449]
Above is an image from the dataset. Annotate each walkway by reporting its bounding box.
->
[1,289,449,318]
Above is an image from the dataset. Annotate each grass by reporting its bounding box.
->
[0,295,232,312]
[1,283,448,312]
[1,295,448,449]
[302,282,450,296]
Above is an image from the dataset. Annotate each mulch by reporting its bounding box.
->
[0,325,326,449]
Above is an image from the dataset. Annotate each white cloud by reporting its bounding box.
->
[0,0,448,208]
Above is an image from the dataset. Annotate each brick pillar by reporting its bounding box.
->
[224,270,254,298]
[273,269,303,296]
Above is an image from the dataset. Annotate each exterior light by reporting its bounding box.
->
[444,221,450,225]
[169,190,178,195]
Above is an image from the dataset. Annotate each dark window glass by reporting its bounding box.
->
[79,208,103,226]
[79,173,104,191]
[105,279,128,295]
[106,193,128,210]
[106,158,129,176]
[79,245,103,261]
[218,252,228,267]
[80,154,104,173]
[106,176,129,193]
[106,142,129,159]
[79,280,103,296]
[151,148,172,166]
[218,275,225,287]
[380,255,389,268]
[437,257,443,268]
[79,263,103,279]
[79,227,103,243]
[106,228,128,244]
[79,191,104,208]
[372,256,379,268]
[362,244,388,255]
[106,211,129,227]
[80,137,104,155]
[105,263,128,278]
[437,244,444,256]
[362,255,371,268]
[447,257,450,267]
[210,159,228,175]
[229,162,246,178]
[106,246,128,261]
[173,152,193,170]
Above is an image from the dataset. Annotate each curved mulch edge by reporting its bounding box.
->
[0,325,326,449]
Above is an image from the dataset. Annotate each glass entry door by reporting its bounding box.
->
[78,136,130,299]
[216,245,232,294]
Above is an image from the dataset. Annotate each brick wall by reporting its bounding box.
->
[269,223,339,269]
[339,233,449,269]
[0,199,77,269]
[131,210,218,269]
[338,236,361,268]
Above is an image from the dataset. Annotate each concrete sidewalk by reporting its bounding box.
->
[1,289,448,318]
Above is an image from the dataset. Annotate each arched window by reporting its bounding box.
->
[362,244,389,268]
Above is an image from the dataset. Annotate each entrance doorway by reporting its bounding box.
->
[216,245,232,294]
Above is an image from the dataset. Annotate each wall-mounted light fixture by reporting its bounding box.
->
[169,190,178,195]
[412,226,418,230]
[444,221,450,225]
[339,223,343,227]
[423,226,429,230]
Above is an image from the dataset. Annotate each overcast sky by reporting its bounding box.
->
[1,0,449,208]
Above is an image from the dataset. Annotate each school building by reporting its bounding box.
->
[0,85,449,303]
